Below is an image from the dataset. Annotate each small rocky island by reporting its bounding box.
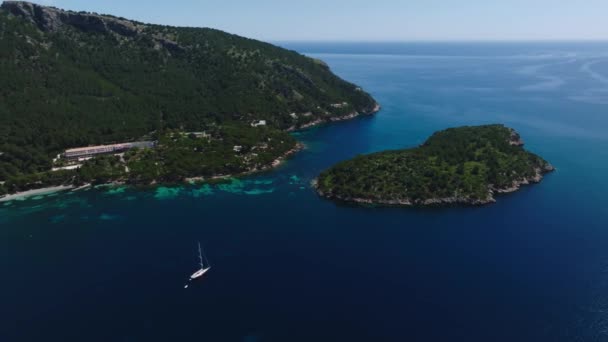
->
[315,125,555,206]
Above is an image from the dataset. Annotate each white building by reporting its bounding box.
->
[251,120,267,127]
[62,141,155,160]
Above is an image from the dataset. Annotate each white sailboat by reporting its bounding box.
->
[190,241,211,280]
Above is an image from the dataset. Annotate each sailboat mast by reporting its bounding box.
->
[198,242,204,268]
[201,244,210,268]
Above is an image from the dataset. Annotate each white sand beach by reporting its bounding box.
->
[0,185,74,202]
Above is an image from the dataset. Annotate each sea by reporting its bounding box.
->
[2,42,608,342]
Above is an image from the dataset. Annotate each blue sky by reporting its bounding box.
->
[23,0,608,41]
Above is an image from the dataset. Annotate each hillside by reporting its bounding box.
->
[316,125,554,206]
[0,1,378,185]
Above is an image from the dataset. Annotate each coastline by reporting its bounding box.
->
[0,185,74,203]
[168,104,380,185]
[287,103,381,132]
[0,141,306,201]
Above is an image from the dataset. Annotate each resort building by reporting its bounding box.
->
[63,141,155,161]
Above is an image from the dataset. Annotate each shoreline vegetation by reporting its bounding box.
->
[0,104,380,201]
[315,125,555,207]
[184,142,305,184]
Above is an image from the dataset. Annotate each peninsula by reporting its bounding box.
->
[0,1,379,196]
[315,125,555,206]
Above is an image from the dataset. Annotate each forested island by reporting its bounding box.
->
[315,125,555,206]
[0,2,379,196]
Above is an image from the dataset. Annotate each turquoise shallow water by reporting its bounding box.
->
[2,42,608,341]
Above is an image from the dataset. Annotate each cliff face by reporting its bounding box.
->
[2,1,140,35]
[0,1,187,52]
[508,128,525,146]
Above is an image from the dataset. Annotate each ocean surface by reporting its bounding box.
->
[2,42,608,341]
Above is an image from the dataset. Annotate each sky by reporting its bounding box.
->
[17,0,608,42]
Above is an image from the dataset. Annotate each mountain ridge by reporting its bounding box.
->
[2,1,143,33]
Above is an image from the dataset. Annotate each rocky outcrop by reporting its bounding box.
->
[2,1,141,35]
[492,164,555,194]
[1,1,190,54]
[314,182,496,207]
[287,103,381,132]
[508,128,525,146]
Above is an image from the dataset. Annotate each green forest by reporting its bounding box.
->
[0,123,296,195]
[316,125,554,205]
[0,2,376,193]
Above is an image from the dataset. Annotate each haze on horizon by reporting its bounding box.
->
[12,0,608,42]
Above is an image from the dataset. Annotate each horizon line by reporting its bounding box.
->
[272,39,608,44]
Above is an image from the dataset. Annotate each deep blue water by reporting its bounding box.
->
[2,42,608,341]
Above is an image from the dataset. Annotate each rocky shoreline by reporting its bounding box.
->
[287,103,381,132]
[314,163,555,207]
[185,143,304,184]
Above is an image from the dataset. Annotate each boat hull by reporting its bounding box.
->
[190,267,211,280]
